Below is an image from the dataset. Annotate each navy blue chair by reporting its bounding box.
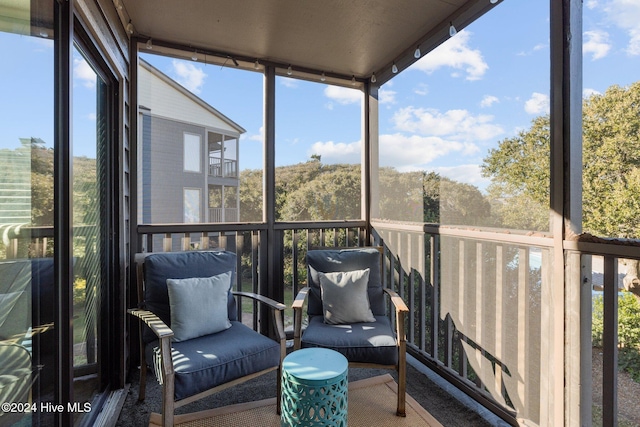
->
[129,251,286,427]
[292,247,408,416]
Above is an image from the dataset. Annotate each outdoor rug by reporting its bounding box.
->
[148,374,443,427]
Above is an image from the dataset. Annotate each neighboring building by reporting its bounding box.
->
[0,138,39,226]
[138,59,246,226]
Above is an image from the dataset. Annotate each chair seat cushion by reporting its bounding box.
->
[300,315,398,365]
[146,321,281,401]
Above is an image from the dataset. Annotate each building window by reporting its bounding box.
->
[183,133,201,172]
[183,188,201,223]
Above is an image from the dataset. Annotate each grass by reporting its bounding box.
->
[592,404,638,427]
[237,287,300,328]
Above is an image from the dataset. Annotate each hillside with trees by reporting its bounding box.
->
[238,160,491,225]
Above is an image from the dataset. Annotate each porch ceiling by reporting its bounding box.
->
[120,0,495,84]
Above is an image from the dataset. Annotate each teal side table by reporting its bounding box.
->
[281,348,348,427]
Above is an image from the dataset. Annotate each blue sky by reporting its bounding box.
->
[2,0,639,192]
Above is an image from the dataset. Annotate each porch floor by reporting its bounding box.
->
[114,351,505,427]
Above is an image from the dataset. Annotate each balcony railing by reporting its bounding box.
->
[209,207,239,223]
[208,157,238,178]
[4,220,638,425]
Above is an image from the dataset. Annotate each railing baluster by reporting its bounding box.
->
[430,234,439,360]
[517,247,529,413]
[408,233,415,345]
[458,240,467,379]
[475,242,484,388]
[418,233,426,352]
[163,233,171,252]
[602,255,618,427]
[495,244,505,403]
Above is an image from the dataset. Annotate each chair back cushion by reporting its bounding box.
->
[306,248,385,317]
[166,272,233,342]
[142,251,237,344]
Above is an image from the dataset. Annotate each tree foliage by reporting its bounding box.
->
[379,169,491,225]
[238,159,492,226]
[482,81,640,238]
[583,82,640,238]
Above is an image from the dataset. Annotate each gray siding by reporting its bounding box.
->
[143,115,207,223]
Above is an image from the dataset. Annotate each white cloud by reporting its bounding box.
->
[391,107,503,143]
[586,0,598,9]
[432,164,490,187]
[309,107,503,173]
[533,43,547,51]
[480,95,499,108]
[378,134,466,168]
[583,88,601,98]
[279,77,298,88]
[517,42,548,56]
[241,126,264,142]
[324,86,361,105]
[309,134,472,170]
[309,140,361,164]
[171,60,206,94]
[379,88,397,105]
[411,30,488,81]
[73,57,96,89]
[601,0,640,55]
[583,30,611,60]
[524,92,550,115]
[414,83,429,96]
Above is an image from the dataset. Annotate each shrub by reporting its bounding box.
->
[592,291,640,381]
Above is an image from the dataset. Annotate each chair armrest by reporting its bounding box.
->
[128,309,174,340]
[128,309,175,385]
[292,287,310,350]
[292,287,310,311]
[232,291,286,312]
[232,292,287,349]
[383,288,409,313]
[382,289,408,344]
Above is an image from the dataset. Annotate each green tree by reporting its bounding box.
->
[30,145,55,226]
[238,169,263,222]
[379,169,491,225]
[482,81,640,238]
[582,82,640,239]
[481,115,550,231]
[280,164,361,221]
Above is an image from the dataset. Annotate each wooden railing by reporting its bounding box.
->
[7,221,640,425]
[6,220,635,426]
[371,221,554,425]
[208,207,239,222]
[208,157,237,178]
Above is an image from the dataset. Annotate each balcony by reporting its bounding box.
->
[208,157,238,179]
[3,213,640,425]
[126,220,637,425]
[2,0,636,426]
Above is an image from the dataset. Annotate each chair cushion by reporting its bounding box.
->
[300,315,398,365]
[145,321,281,402]
[167,272,232,342]
[318,269,375,324]
[307,248,385,316]
[142,251,238,344]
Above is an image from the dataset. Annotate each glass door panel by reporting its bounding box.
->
[0,2,55,425]
[71,43,109,425]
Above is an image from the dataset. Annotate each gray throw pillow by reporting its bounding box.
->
[166,272,232,342]
[318,269,376,325]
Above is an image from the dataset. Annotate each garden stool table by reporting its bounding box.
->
[281,348,348,427]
